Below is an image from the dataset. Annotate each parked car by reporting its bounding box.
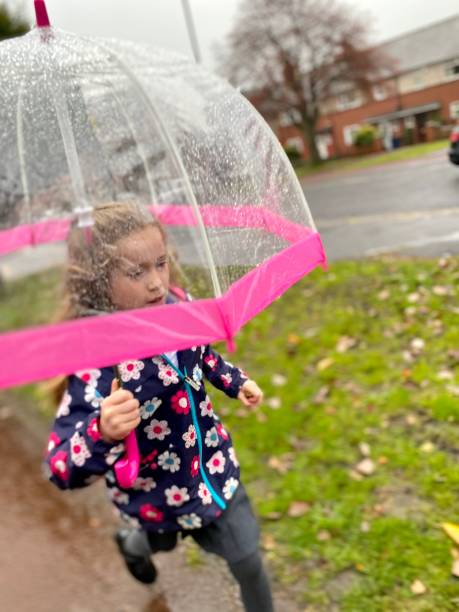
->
[449,126,459,165]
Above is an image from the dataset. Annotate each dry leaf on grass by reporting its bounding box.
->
[442,522,459,546]
[410,579,427,595]
[355,458,376,476]
[271,373,287,386]
[287,501,311,518]
[316,357,334,371]
[336,336,358,353]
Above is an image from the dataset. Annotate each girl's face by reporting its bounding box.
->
[109,225,170,310]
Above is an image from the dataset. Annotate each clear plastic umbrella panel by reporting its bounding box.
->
[0,3,326,393]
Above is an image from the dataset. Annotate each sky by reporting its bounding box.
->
[11,0,459,68]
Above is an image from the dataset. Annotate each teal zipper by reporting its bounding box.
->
[160,354,227,511]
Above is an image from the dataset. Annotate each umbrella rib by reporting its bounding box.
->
[86,37,223,298]
[16,81,32,227]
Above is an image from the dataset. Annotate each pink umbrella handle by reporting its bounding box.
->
[114,430,140,488]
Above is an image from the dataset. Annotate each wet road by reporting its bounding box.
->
[0,403,299,612]
[303,148,459,259]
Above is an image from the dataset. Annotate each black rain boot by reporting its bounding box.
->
[114,528,157,584]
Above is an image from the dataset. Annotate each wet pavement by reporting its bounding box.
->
[304,148,459,259]
[0,401,300,612]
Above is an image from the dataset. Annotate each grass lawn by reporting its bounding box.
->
[1,255,459,610]
[295,140,449,179]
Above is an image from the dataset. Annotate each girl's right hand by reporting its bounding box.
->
[99,379,141,442]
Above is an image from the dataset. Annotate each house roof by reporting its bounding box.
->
[380,14,459,74]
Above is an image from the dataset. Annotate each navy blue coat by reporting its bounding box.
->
[46,337,248,532]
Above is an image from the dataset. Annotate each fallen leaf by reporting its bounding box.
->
[287,501,311,518]
[405,413,419,426]
[349,469,364,481]
[268,454,293,474]
[317,357,334,371]
[317,530,331,541]
[407,292,421,303]
[267,397,281,410]
[271,373,287,386]
[437,369,454,381]
[420,441,435,453]
[336,336,358,353]
[313,386,330,405]
[447,385,459,397]
[355,458,376,476]
[262,533,276,551]
[442,522,459,546]
[359,442,371,457]
[433,285,451,296]
[378,456,388,465]
[410,579,427,595]
[360,521,371,533]
[410,338,425,355]
[264,511,282,521]
[377,289,390,300]
[287,333,301,345]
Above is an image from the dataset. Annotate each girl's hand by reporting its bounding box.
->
[99,379,141,442]
[238,380,263,408]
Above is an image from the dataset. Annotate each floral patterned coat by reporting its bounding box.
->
[45,333,248,532]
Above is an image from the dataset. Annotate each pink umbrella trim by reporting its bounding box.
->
[0,204,312,255]
[0,230,325,389]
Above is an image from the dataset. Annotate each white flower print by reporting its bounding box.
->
[193,365,203,384]
[118,360,145,382]
[105,443,124,466]
[158,450,181,473]
[84,385,103,409]
[165,485,190,507]
[182,425,197,448]
[108,487,130,505]
[223,477,239,500]
[56,391,71,418]
[228,447,239,468]
[221,373,233,388]
[200,395,214,418]
[75,421,83,430]
[153,358,179,386]
[133,477,157,492]
[206,450,226,475]
[140,397,162,420]
[70,432,91,467]
[205,427,219,448]
[76,369,101,387]
[177,513,202,530]
[198,482,212,505]
[144,419,171,441]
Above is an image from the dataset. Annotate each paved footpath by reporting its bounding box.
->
[0,401,301,612]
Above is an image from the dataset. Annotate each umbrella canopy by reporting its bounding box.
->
[0,5,326,389]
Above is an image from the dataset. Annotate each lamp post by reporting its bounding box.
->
[181,0,201,63]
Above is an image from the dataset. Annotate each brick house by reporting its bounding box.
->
[266,15,459,159]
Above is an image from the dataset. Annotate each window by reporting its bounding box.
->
[336,91,361,111]
[372,85,387,101]
[343,124,360,146]
[446,59,459,80]
[285,137,305,153]
[279,110,302,127]
[450,101,459,119]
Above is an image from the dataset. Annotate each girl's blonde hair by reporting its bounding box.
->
[49,201,178,404]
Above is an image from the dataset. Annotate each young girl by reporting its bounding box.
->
[45,202,274,612]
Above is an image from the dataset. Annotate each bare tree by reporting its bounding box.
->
[217,0,392,164]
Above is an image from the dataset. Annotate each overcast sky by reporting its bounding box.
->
[15,0,459,67]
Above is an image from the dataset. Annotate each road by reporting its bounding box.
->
[303,148,459,260]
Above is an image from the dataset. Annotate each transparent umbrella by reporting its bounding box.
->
[0,2,326,484]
